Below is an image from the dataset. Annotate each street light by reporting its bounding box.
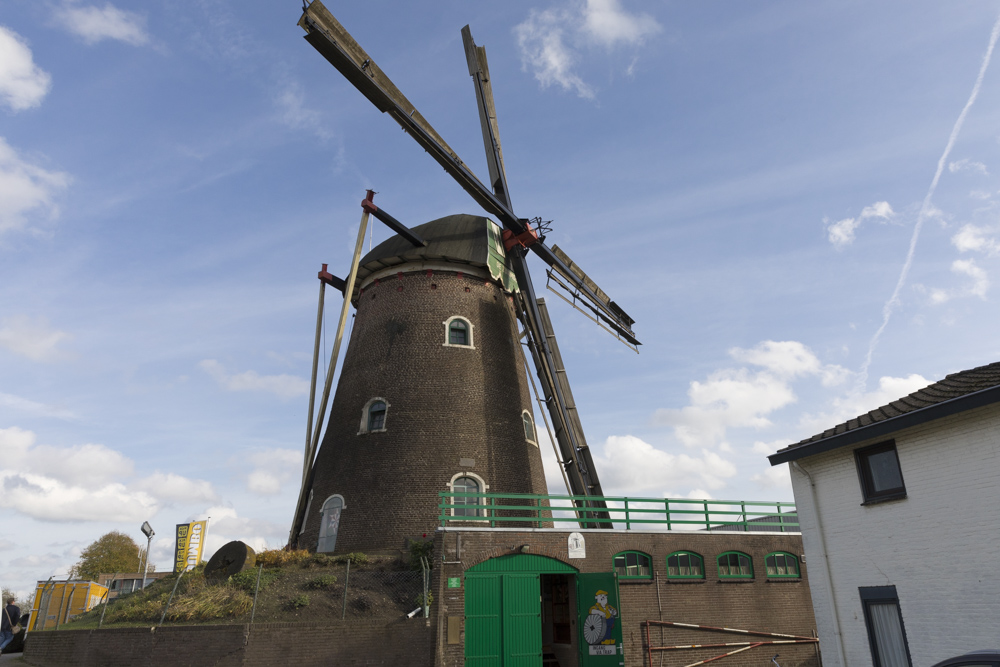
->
[139,521,155,590]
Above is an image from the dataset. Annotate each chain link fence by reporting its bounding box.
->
[35,556,432,632]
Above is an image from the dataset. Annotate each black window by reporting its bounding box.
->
[613,551,652,579]
[666,551,704,579]
[449,320,469,345]
[765,552,800,578]
[368,401,386,431]
[522,412,535,442]
[855,440,906,503]
[717,551,752,579]
[452,476,482,518]
[860,586,912,667]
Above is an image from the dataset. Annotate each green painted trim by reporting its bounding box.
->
[665,550,705,580]
[764,551,801,578]
[612,550,652,580]
[717,551,754,579]
[466,553,577,574]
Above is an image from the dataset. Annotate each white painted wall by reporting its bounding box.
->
[788,402,1000,667]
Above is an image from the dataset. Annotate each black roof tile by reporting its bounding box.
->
[774,361,1000,457]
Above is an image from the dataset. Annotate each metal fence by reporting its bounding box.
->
[34,558,431,632]
[439,492,798,532]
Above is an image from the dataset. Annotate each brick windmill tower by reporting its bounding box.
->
[289,2,641,554]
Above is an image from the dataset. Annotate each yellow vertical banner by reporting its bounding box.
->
[173,521,207,572]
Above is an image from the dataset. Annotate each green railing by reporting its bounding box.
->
[438,492,797,532]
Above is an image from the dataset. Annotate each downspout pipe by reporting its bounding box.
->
[792,461,847,667]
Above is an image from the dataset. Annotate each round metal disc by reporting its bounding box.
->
[204,540,256,580]
[583,613,606,645]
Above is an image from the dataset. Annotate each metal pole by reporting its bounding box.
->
[140,534,153,589]
[290,190,375,543]
[340,559,351,620]
[250,564,264,624]
[53,576,70,631]
[98,574,117,629]
[302,276,327,485]
[159,567,186,627]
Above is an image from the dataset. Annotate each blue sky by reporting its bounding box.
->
[3,0,1000,597]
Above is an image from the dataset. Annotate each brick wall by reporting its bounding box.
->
[299,262,549,556]
[790,401,1000,667]
[432,528,820,667]
[22,619,435,667]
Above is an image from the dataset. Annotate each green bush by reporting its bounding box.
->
[415,592,433,608]
[290,594,310,609]
[229,567,283,593]
[409,539,433,570]
[304,574,338,590]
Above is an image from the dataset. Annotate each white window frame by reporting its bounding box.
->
[521,410,537,446]
[317,494,346,553]
[448,472,489,519]
[359,397,389,434]
[443,316,475,349]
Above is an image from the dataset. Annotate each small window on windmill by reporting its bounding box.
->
[443,316,474,348]
[360,398,389,434]
[451,475,485,518]
[368,401,386,430]
[450,320,468,345]
[522,411,536,445]
[317,495,345,553]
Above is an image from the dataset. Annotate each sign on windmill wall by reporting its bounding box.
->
[568,532,586,558]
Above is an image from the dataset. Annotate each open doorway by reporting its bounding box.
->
[541,574,578,667]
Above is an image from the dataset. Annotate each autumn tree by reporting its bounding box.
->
[70,531,151,582]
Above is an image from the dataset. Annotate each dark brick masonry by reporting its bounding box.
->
[22,619,435,667]
[433,528,820,667]
[298,266,550,555]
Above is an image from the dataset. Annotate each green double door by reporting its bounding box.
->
[464,554,623,667]
[466,573,543,667]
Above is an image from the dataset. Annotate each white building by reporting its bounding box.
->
[768,362,1000,667]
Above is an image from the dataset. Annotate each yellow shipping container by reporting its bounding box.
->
[29,580,109,631]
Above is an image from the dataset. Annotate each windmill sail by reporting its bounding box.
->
[298,2,636,511]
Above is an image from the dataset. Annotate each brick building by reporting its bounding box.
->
[769,361,1000,667]
[294,215,549,555]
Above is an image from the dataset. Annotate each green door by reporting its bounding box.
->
[577,573,624,667]
[465,574,502,667]
[502,574,542,666]
[465,554,576,667]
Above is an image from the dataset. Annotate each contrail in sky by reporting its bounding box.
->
[858,11,1000,390]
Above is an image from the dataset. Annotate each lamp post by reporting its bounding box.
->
[140,521,155,590]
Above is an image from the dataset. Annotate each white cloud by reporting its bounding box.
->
[0,26,51,112]
[54,2,149,46]
[0,315,71,362]
[275,81,332,140]
[514,0,660,99]
[929,258,990,304]
[655,341,849,448]
[245,448,300,496]
[826,201,894,248]
[135,472,217,504]
[952,223,1000,256]
[515,8,594,99]
[0,538,14,551]
[28,443,134,489]
[0,426,219,523]
[0,139,71,236]
[194,506,286,555]
[947,158,988,175]
[0,392,77,419]
[796,373,930,438]
[827,217,860,249]
[750,465,791,491]
[581,0,661,48]
[0,472,158,522]
[199,359,309,399]
[592,435,737,495]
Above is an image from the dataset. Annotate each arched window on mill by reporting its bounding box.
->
[317,494,345,553]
